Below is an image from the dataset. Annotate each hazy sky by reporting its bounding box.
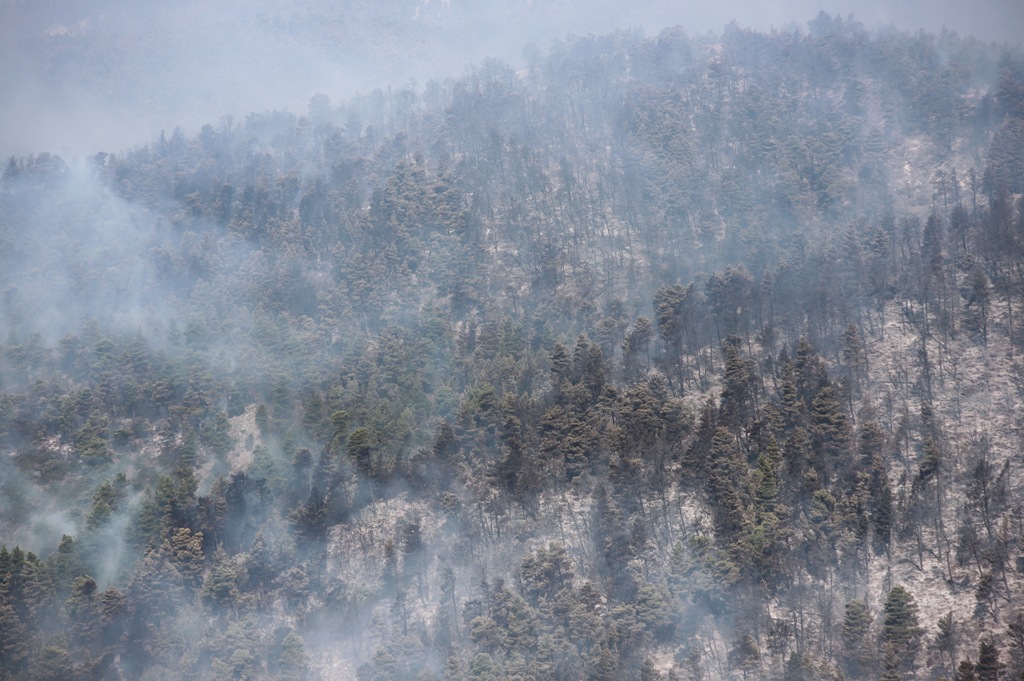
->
[1,0,1021,159]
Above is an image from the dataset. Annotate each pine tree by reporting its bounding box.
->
[811,383,850,464]
[936,611,957,674]
[0,595,28,672]
[874,476,894,554]
[795,337,826,405]
[347,427,374,476]
[720,336,753,429]
[202,547,242,611]
[842,322,868,386]
[279,630,310,681]
[445,655,466,681]
[164,527,204,588]
[255,403,270,436]
[640,658,663,681]
[976,639,1004,681]
[14,556,52,636]
[753,438,780,519]
[291,487,328,546]
[31,644,75,681]
[957,658,979,681]
[99,586,127,648]
[329,410,350,453]
[302,391,327,438]
[779,357,804,430]
[706,428,748,540]
[841,599,873,678]
[882,647,903,681]
[1008,613,1024,680]
[177,424,200,467]
[729,632,760,677]
[881,585,923,678]
[550,342,571,385]
[65,575,100,650]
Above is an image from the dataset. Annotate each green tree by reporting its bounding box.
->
[75,415,110,464]
[520,543,573,606]
[65,575,100,650]
[49,535,85,597]
[279,630,310,681]
[719,337,754,430]
[956,659,979,681]
[936,611,957,675]
[1008,612,1024,680]
[347,427,374,476]
[841,599,873,678]
[255,404,270,436]
[202,547,243,611]
[874,476,894,554]
[976,639,1004,681]
[468,652,493,681]
[705,428,748,540]
[0,595,28,672]
[302,392,327,438]
[164,527,204,588]
[29,644,74,681]
[622,316,652,382]
[753,438,781,519]
[99,586,127,649]
[641,658,663,681]
[881,585,923,678]
[811,383,851,466]
[729,632,760,679]
[201,410,233,457]
[291,487,329,546]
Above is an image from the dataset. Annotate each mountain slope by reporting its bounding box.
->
[1,18,1023,681]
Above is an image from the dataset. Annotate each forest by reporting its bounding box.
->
[2,13,1024,681]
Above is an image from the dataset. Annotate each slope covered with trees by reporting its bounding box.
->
[2,15,1024,681]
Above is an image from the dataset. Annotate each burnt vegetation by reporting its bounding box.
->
[2,15,1024,681]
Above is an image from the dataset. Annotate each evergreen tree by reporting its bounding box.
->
[30,644,75,681]
[810,383,850,466]
[291,487,329,546]
[347,427,374,476]
[841,599,873,678]
[65,575,100,650]
[279,630,310,681]
[705,427,748,541]
[957,659,980,681]
[0,595,28,672]
[881,585,923,678]
[936,611,957,674]
[874,476,894,553]
[976,639,1004,681]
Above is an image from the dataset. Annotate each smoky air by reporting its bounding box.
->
[1,2,1023,680]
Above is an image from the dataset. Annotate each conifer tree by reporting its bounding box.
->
[279,630,310,681]
[881,585,923,678]
[957,659,979,681]
[841,599,873,678]
[936,611,957,674]
[0,595,28,672]
[706,428,748,541]
[976,639,1004,681]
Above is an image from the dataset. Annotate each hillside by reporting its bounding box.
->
[2,17,1024,681]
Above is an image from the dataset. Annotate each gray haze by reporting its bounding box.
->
[1,0,1021,159]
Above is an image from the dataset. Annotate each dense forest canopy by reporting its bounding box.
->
[2,14,1024,681]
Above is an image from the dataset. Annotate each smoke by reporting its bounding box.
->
[1,158,171,346]
[0,456,79,555]
[2,0,1020,159]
